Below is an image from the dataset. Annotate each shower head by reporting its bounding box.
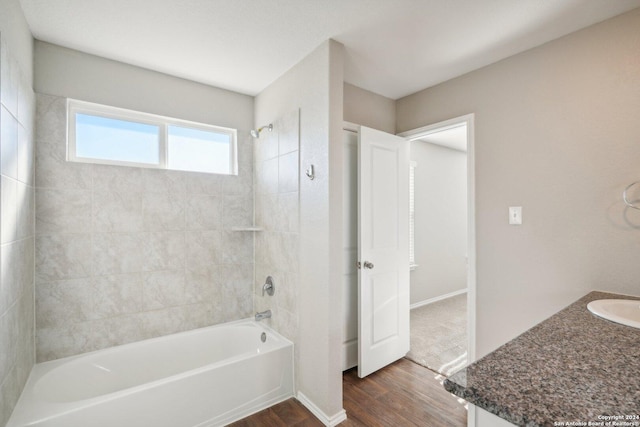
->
[250,123,273,138]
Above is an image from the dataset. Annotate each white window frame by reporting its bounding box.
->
[409,160,417,270]
[67,99,238,175]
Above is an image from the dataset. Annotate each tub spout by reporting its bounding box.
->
[255,310,272,321]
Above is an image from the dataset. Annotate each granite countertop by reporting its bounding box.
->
[444,291,640,427]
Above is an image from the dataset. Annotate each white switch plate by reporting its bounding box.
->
[509,207,522,225]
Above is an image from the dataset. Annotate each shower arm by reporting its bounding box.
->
[250,123,273,138]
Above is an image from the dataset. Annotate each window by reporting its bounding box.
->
[68,99,237,175]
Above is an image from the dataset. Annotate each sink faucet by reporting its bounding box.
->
[255,310,272,321]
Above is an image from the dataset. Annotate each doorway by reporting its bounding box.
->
[340,115,475,377]
[399,114,476,376]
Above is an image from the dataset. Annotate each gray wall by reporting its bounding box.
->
[255,40,345,422]
[33,45,256,361]
[35,41,251,131]
[397,8,640,360]
[410,141,467,305]
[343,83,395,133]
[0,0,35,424]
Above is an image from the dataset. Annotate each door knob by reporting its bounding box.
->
[363,261,374,269]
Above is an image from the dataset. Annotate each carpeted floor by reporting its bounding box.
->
[405,293,467,377]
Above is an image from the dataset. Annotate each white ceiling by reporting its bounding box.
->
[19,0,640,99]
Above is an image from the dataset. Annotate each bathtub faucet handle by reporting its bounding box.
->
[262,276,275,297]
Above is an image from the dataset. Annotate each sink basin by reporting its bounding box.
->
[587,299,640,329]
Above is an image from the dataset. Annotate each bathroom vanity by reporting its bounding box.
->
[444,291,640,426]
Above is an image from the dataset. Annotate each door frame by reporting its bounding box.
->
[341,122,359,371]
[397,113,477,369]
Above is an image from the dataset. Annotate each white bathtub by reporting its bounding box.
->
[8,319,294,427]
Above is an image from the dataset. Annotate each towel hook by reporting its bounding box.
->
[623,181,640,210]
[305,164,315,180]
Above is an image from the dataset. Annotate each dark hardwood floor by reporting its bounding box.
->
[228,358,467,427]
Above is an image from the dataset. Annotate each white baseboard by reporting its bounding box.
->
[297,391,347,427]
[342,339,357,371]
[411,288,467,310]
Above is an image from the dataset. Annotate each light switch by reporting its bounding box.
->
[509,206,522,225]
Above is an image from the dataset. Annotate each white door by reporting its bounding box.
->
[358,126,410,378]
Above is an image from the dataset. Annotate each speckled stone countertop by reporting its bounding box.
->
[444,291,640,426]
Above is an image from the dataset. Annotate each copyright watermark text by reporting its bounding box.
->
[554,415,640,427]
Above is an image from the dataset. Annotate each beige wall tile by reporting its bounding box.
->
[223,194,253,228]
[142,192,185,231]
[279,192,299,233]
[17,124,34,186]
[184,269,219,304]
[0,361,20,427]
[142,270,186,310]
[92,191,143,232]
[35,94,66,151]
[35,278,93,328]
[220,231,252,264]
[0,306,19,383]
[139,305,188,338]
[101,314,145,347]
[0,23,36,419]
[186,194,222,230]
[141,168,186,194]
[1,106,18,179]
[254,123,278,163]
[36,233,92,281]
[223,172,253,196]
[256,157,278,195]
[0,242,20,314]
[15,286,35,384]
[254,194,277,231]
[1,176,18,244]
[17,73,35,134]
[36,321,97,361]
[278,109,300,156]
[36,188,92,234]
[92,165,143,193]
[92,273,143,318]
[16,181,36,239]
[184,172,224,195]
[34,92,255,361]
[92,232,143,276]
[185,230,222,275]
[35,141,93,190]
[1,40,19,116]
[142,231,185,271]
[278,151,299,193]
[17,237,34,296]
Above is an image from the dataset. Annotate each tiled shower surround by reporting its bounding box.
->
[254,110,300,343]
[34,94,255,362]
[0,37,36,425]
